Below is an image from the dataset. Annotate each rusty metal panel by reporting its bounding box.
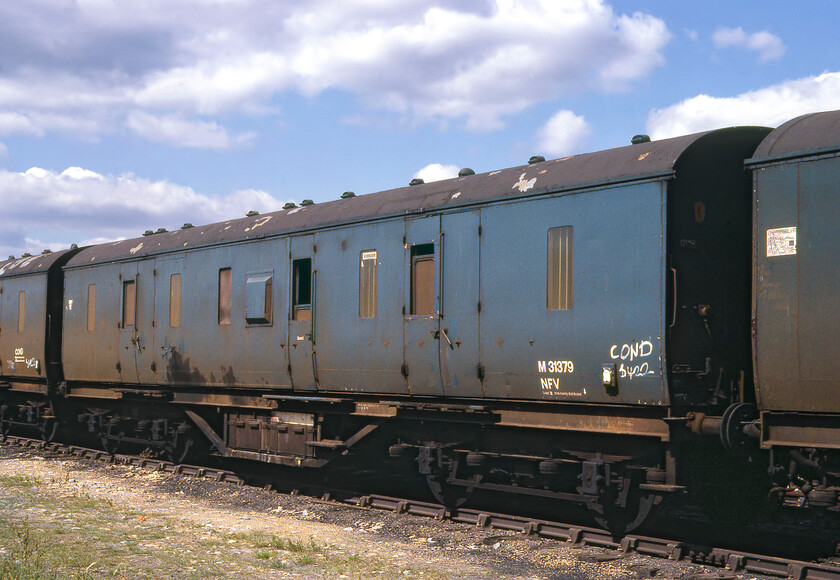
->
[761,412,840,449]
[311,221,406,395]
[497,409,669,439]
[479,181,667,405]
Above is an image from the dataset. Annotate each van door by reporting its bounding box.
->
[289,235,318,391]
[439,211,483,397]
[403,216,443,396]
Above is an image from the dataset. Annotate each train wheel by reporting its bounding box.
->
[426,474,477,509]
[590,490,659,535]
[165,424,194,464]
[100,417,122,455]
[0,406,10,442]
[100,436,120,455]
[39,416,58,443]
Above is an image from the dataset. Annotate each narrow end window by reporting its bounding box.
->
[17,291,25,333]
[410,243,435,316]
[292,258,311,321]
[218,268,231,325]
[87,284,97,331]
[359,250,377,319]
[547,226,574,310]
[169,273,182,328]
[122,280,136,327]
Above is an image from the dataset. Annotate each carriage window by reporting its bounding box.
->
[122,280,136,327]
[18,291,25,332]
[547,226,574,310]
[410,244,435,316]
[169,273,182,328]
[246,271,273,325]
[87,284,96,331]
[359,250,377,318]
[292,258,311,321]
[218,268,231,325]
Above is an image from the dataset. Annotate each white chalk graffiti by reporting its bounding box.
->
[9,347,39,372]
[609,339,656,379]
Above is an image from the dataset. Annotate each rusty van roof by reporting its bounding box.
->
[65,128,751,267]
[751,109,840,163]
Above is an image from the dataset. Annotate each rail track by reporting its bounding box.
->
[2,434,838,580]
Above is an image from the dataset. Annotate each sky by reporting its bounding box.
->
[2,0,839,259]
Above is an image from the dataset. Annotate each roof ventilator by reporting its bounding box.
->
[528,155,545,164]
[409,178,424,186]
[143,230,154,236]
[458,168,475,177]
[246,210,260,216]
[301,199,314,206]
[632,134,651,144]
[181,223,194,229]
[283,202,297,210]
[341,191,356,199]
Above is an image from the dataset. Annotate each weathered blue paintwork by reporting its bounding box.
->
[55,126,774,409]
[750,111,840,414]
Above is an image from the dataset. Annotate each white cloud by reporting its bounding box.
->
[0,1,670,140]
[0,112,44,137]
[414,163,459,183]
[536,110,591,157]
[126,111,255,149]
[712,27,786,63]
[647,71,840,139]
[0,166,290,258]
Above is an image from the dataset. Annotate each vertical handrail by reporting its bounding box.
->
[310,269,320,388]
[438,231,445,318]
[669,267,678,329]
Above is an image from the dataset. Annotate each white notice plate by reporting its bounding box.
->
[767,227,797,257]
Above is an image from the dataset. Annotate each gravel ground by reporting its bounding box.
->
[0,444,782,579]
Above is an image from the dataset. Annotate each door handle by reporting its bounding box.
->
[440,327,454,350]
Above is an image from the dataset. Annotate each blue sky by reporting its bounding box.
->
[2,0,839,259]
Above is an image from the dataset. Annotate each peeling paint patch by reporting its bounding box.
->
[637,152,650,161]
[129,243,144,255]
[539,170,548,175]
[513,172,537,193]
[245,215,273,231]
[488,170,502,176]
[287,208,302,215]
[451,191,462,200]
